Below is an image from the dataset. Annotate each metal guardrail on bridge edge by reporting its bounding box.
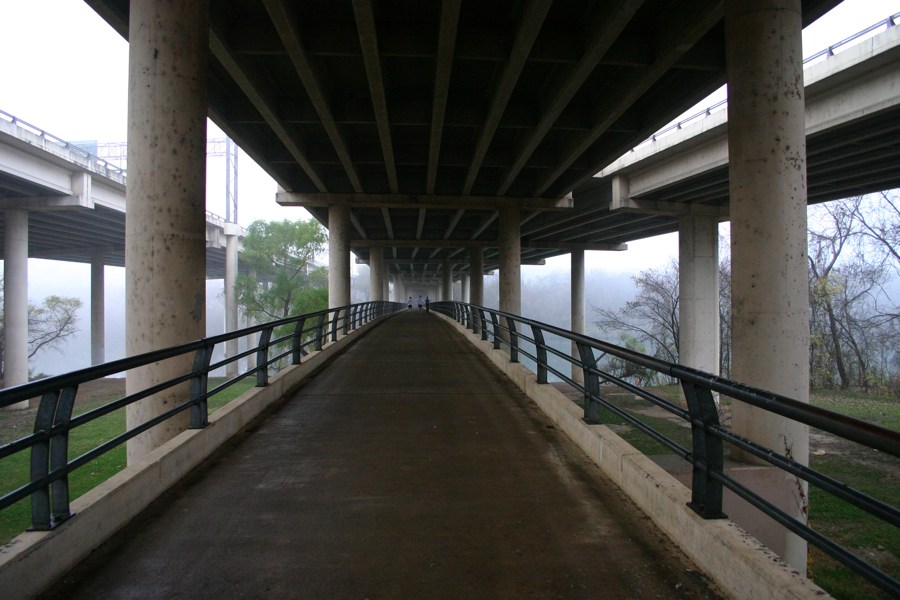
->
[0,301,402,534]
[433,300,899,596]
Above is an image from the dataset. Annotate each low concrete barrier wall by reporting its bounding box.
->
[0,316,390,600]
[437,313,830,600]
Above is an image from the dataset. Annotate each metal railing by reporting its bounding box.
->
[0,301,401,534]
[433,301,899,596]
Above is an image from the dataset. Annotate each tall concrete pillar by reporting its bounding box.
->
[224,224,240,377]
[571,249,585,385]
[328,205,351,309]
[383,270,390,302]
[369,246,384,301]
[499,208,521,315]
[469,247,484,306]
[441,261,452,301]
[461,274,470,303]
[678,215,719,376]
[3,209,29,406]
[726,0,809,573]
[124,0,209,464]
[91,250,105,367]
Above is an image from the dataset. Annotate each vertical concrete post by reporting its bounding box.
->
[369,246,384,301]
[224,224,240,378]
[726,0,809,573]
[328,205,352,309]
[469,247,484,306]
[678,215,719,376]
[441,261,452,301]
[91,249,105,367]
[499,208,521,315]
[382,270,389,302]
[3,209,29,406]
[124,0,209,464]
[461,274,470,303]
[571,249,585,385]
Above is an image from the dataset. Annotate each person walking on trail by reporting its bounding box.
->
[407,296,413,310]
[417,295,424,310]
[425,296,430,313]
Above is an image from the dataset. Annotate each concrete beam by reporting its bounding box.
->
[350,238,625,251]
[277,192,574,211]
[357,257,546,266]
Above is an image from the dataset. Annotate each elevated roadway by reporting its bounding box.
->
[589,16,900,227]
[0,112,239,278]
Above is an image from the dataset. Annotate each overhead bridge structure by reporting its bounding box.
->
[1,1,898,598]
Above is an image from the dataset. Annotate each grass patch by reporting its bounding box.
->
[0,377,255,546]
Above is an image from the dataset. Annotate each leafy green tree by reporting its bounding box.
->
[235,219,328,323]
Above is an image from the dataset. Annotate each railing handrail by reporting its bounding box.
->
[0,301,402,534]
[433,300,899,596]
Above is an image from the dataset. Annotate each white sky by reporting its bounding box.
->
[0,0,897,373]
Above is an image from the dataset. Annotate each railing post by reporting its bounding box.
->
[576,342,602,424]
[490,312,501,348]
[315,314,325,351]
[508,318,519,363]
[30,387,77,530]
[331,308,340,342]
[292,317,307,364]
[189,344,213,428]
[48,386,76,527]
[681,381,727,519]
[256,327,273,387]
[531,324,548,384]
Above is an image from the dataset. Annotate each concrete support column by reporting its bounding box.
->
[383,270,390,302]
[224,224,240,378]
[3,209,29,406]
[441,261,452,301]
[328,205,352,309]
[461,274,470,303]
[570,249,585,385]
[499,208,521,349]
[678,215,719,376]
[726,0,809,572]
[90,249,105,367]
[369,247,385,301]
[469,247,484,306]
[124,0,209,464]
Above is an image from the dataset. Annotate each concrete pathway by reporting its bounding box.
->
[42,312,720,599]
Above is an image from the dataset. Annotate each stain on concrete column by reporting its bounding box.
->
[124,1,210,464]
[726,0,809,573]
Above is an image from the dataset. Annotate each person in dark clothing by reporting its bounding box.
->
[425,296,430,312]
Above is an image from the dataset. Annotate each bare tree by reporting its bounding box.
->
[594,262,680,364]
[0,284,83,380]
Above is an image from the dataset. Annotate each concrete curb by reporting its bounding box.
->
[437,313,830,600]
[0,315,393,600]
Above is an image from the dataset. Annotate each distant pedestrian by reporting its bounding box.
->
[407,296,413,310]
[425,296,430,313]
[417,295,424,310]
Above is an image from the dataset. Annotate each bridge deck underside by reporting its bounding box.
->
[42,312,719,599]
